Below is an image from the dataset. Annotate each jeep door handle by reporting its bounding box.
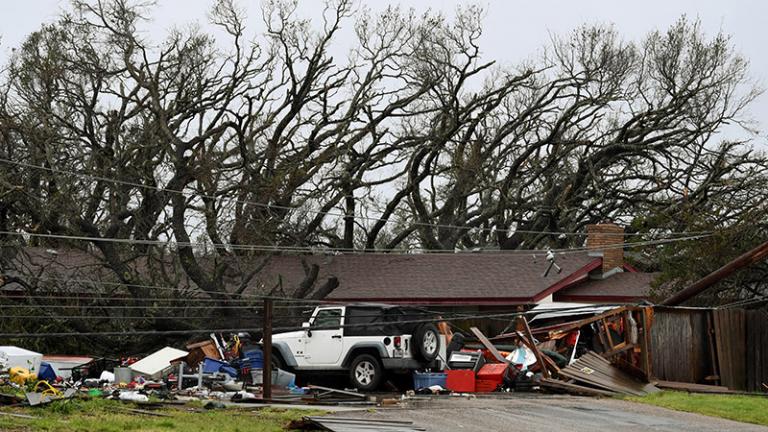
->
[331,335,342,339]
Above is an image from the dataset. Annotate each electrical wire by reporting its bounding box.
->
[0,293,263,303]
[0,305,629,338]
[0,158,713,238]
[0,304,261,310]
[0,314,263,321]
[718,295,768,309]
[0,274,268,300]
[0,310,523,338]
[0,230,712,255]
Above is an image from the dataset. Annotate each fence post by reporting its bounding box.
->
[262,298,273,400]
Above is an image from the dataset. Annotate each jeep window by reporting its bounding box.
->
[313,309,342,328]
[345,307,387,336]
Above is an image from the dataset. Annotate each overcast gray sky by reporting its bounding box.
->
[2,0,766,145]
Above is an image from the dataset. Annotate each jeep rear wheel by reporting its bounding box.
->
[349,354,382,391]
[412,323,441,362]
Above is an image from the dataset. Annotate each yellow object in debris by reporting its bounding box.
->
[9,367,36,385]
[34,380,61,397]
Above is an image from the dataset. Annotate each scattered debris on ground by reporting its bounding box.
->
[2,303,766,430]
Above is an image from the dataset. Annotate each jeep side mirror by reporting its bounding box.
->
[302,322,312,337]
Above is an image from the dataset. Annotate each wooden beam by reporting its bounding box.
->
[518,315,551,379]
[662,239,768,306]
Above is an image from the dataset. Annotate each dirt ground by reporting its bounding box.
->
[333,394,768,432]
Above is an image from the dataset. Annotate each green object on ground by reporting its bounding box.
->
[0,398,322,431]
[628,391,768,426]
[87,389,102,397]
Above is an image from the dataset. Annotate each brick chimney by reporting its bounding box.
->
[587,223,625,274]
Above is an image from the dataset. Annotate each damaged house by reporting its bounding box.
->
[252,223,659,309]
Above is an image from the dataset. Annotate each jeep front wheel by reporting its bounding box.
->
[349,354,382,391]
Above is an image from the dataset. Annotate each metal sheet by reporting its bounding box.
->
[529,303,618,323]
[307,416,426,432]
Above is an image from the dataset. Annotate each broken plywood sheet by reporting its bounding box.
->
[559,352,659,396]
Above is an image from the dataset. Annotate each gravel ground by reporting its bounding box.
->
[332,394,768,432]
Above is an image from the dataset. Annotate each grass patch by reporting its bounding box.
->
[0,397,324,432]
[628,391,768,426]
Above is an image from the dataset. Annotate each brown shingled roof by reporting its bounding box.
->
[554,271,658,302]
[254,253,598,305]
[5,247,653,305]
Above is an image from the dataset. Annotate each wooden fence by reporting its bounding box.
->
[650,307,768,392]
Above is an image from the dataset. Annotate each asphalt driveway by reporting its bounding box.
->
[334,394,768,432]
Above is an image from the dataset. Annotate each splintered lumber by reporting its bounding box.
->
[654,381,738,394]
[539,378,617,397]
[519,316,551,379]
[470,327,510,364]
[559,352,659,396]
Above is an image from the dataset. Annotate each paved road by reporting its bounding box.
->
[334,394,768,432]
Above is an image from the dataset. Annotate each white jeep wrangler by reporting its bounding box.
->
[269,304,446,390]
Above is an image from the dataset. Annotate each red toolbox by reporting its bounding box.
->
[446,369,475,392]
[475,363,508,392]
[476,363,509,382]
[475,379,501,393]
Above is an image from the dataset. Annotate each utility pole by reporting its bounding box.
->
[262,298,273,400]
[662,239,768,306]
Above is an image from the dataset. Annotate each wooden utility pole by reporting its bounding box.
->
[661,239,768,306]
[262,298,273,400]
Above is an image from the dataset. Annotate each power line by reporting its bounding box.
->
[0,230,712,255]
[0,314,264,321]
[0,304,261,310]
[0,293,263,303]
[0,158,713,238]
[0,274,390,308]
[719,295,768,309]
[0,309,540,338]
[0,274,268,300]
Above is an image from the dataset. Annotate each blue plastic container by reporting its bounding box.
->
[412,371,447,389]
[242,349,264,369]
[202,357,238,378]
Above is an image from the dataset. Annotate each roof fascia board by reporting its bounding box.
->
[532,258,602,303]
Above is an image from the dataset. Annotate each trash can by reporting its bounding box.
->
[242,349,264,369]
